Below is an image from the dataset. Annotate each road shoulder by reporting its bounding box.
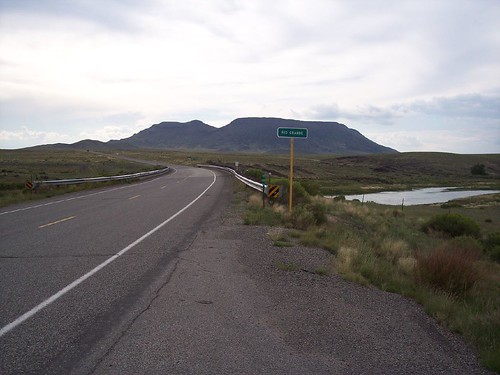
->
[93,194,494,375]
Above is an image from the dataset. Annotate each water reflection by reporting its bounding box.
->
[343,187,499,206]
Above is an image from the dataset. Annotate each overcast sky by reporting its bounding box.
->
[1,0,499,153]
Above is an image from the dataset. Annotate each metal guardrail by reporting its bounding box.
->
[198,165,264,192]
[34,167,171,186]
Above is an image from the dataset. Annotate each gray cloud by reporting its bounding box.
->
[404,94,500,120]
[306,93,500,126]
[0,0,144,32]
[306,103,401,125]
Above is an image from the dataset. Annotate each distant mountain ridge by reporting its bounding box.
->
[32,117,397,154]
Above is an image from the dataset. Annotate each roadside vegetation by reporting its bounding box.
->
[0,149,158,207]
[200,151,500,195]
[243,181,500,371]
[102,149,500,193]
[4,149,497,207]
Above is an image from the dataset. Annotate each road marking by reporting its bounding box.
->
[0,168,178,217]
[39,216,76,229]
[160,185,167,189]
[0,170,216,338]
[176,176,191,184]
[128,195,140,200]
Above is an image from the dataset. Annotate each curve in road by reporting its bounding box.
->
[0,166,231,374]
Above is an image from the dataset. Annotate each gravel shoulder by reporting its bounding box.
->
[92,188,494,374]
[234,215,494,374]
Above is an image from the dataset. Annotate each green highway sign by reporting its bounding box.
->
[277,127,308,138]
[276,127,309,211]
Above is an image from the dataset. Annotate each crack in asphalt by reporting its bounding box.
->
[87,256,182,375]
[88,232,202,374]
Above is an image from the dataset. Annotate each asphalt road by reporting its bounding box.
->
[0,166,231,374]
[1,164,493,374]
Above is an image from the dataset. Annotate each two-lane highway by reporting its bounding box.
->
[0,166,231,374]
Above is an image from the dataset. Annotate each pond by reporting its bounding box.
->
[341,187,500,206]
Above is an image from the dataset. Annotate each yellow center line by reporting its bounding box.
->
[128,195,141,200]
[39,216,76,229]
[176,176,191,184]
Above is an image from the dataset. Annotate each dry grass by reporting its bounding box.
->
[343,203,370,219]
[397,257,417,276]
[376,238,409,263]
[273,204,287,215]
[335,246,358,273]
[416,239,483,296]
[333,246,370,285]
[248,193,263,207]
[267,227,293,247]
[267,227,286,240]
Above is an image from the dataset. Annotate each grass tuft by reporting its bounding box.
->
[268,228,294,247]
[397,257,417,276]
[416,237,483,296]
[375,238,409,263]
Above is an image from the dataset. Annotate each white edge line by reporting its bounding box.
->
[0,169,215,338]
[0,168,178,216]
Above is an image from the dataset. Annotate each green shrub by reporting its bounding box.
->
[416,237,482,295]
[244,206,282,226]
[305,201,328,226]
[290,206,316,230]
[299,224,363,254]
[471,164,487,175]
[483,232,500,262]
[422,213,481,238]
[291,181,311,205]
[246,168,264,182]
[273,178,311,205]
[301,180,321,196]
[288,199,329,229]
